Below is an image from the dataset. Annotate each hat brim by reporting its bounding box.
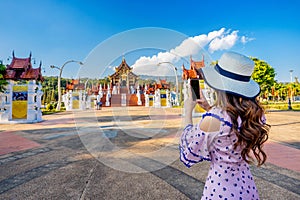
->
[200,66,260,99]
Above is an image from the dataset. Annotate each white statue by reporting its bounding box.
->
[99,84,103,93]
[112,85,117,94]
[130,85,135,94]
[105,84,111,106]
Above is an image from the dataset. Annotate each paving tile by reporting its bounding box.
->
[264,141,300,172]
[0,132,40,155]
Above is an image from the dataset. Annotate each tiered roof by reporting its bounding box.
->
[66,79,85,90]
[109,58,138,79]
[4,51,44,81]
[155,79,170,90]
[182,55,205,80]
[145,79,170,94]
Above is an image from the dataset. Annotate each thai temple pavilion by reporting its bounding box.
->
[108,57,138,94]
[0,51,44,123]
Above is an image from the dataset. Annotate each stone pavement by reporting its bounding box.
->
[0,107,299,200]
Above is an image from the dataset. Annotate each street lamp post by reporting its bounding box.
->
[157,62,179,106]
[288,69,293,110]
[50,60,83,111]
[289,70,293,83]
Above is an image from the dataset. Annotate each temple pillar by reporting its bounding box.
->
[79,90,84,110]
[166,89,171,108]
[27,80,37,121]
[154,89,161,108]
[144,93,149,107]
[68,90,73,110]
[137,85,142,106]
[36,82,43,121]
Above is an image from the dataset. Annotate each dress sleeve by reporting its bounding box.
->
[179,123,213,168]
[261,113,267,125]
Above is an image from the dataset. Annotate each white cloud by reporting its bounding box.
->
[208,30,239,53]
[241,35,255,44]
[170,28,225,56]
[132,28,252,76]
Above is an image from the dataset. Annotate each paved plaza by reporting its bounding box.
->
[0,107,299,200]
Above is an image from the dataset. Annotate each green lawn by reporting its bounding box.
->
[261,101,300,111]
[41,109,65,115]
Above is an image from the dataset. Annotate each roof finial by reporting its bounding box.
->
[12,50,15,58]
[122,54,125,62]
[29,51,32,58]
[182,63,185,69]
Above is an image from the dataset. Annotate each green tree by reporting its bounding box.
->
[294,82,300,97]
[275,82,287,100]
[0,62,8,93]
[251,57,276,98]
[41,76,58,104]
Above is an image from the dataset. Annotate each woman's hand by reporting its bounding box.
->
[183,80,197,125]
[184,81,197,113]
[196,90,212,112]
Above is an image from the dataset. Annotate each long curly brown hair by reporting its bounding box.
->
[216,91,270,166]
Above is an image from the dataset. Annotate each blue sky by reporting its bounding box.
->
[0,0,299,82]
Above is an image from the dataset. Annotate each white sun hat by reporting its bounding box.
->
[200,51,260,98]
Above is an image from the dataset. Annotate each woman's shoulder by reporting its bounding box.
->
[202,107,225,121]
[201,106,233,129]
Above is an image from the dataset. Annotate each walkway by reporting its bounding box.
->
[0,108,299,199]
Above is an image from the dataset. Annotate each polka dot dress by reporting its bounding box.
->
[180,107,260,200]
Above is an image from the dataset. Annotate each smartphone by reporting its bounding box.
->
[190,79,200,101]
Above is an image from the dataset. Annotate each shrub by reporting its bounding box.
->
[46,103,54,111]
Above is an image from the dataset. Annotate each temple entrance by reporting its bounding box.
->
[121,80,127,87]
[0,52,44,123]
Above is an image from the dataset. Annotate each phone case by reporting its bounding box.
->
[190,79,200,100]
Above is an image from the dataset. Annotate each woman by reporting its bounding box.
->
[180,52,270,200]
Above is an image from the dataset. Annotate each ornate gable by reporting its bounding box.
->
[116,58,131,72]
[109,58,138,79]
